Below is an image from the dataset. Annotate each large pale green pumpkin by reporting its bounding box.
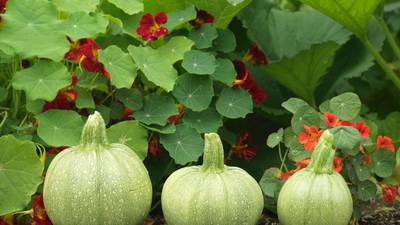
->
[277,131,353,225]
[43,112,152,225]
[161,133,264,225]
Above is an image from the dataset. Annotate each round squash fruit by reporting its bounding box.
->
[161,133,264,225]
[43,112,152,225]
[277,130,353,225]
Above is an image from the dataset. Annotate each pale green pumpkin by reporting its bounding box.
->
[43,112,152,225]
[277,131,353,225]
[161,133,264,225]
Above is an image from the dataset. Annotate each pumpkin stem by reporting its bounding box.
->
[80,111,109,147]
[306,130,335,174]
[201,133,225,173]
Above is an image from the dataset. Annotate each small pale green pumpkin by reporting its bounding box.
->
[161,133,264,225]
[277,131,353,225]
[43,112,152,225]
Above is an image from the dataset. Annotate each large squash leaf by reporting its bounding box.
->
[302,0,383,38]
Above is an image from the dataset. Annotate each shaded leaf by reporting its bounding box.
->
[373,149,396,178]
[357,180,377,201]
[115,88,143,110]
[189,24,218,49]
[133,94,178,126]
[216,88,253,119]
[183,108,223,133]
[213,29,237,53]
[210,58,236,86]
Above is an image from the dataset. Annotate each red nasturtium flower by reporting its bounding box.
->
[167,104,184,124]
[376,135,396,153]
[31,195,53,225]
[381,184,398,203]
[352,121,370,139]
[148,134,162,157]
[122,107,134,120]
[324,112,340,127]
[298,125,324,151]
[231,132,257,160]
[42,75,78,112]
[232,60,267,104]
[243,43,268,65]
[47,146,68,155]
[190,9,214,27]
[279,168,301,180]
[0,0,7,13]
[64,38,110,79]
[333,156,342,173]
[136,12,168,41]
[324,112,370,139]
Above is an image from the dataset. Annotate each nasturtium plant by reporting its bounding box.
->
[1,0,400,223]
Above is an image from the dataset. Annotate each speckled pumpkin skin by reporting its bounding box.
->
[161,165,264,225]
[277,169,353,225]
[43,143,152,225]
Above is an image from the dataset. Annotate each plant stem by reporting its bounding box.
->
[278,144,289,172]
[377,17,400,62]
[362,39,400,90]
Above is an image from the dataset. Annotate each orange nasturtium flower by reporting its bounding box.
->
[298,125,324,151]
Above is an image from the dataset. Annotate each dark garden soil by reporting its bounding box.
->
[143,205,400,225]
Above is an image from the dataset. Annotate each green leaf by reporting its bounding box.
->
[382,112,400,145]
[75,70,109,91]
[329,126,362,155]
[133,94,178,126]
[291,106,320,133]
[302,0,383,38]
[227,0,246,6]
[108,0,143,15]
[288,138,311,161]
[210,58,236,86]
[172,74,214,111]
[216,88,253,119]
[25,98,44,115]
[0,0,69,60]
[164,5,197,31]
[143,0,190,13]
[13,61,70,101]
[0,135,43,216]
[62,12,109,40]
[157,36,194,64]
[36,110,85,147]
[189,24,218,49]
[373,149,396,178]
[107,120,148,160]
[243,8,351,61]
[357,180,377,201]
[329,92,361,121]
[160,124,204,165]
[115,88,143,110]
[194,0,252,28]
[182,50,217,75]
[99,45,137,89]
[267,128,284,148]
[259,167,284,198]
[213,29,237,53]
[355,163,370,181]
[128,37,193,91]
[53,0,100,13]
[183,108,223,133]
[140,123,176,134]
[281,98,311,114]
[75,88,95,109]
[263,42,340,103]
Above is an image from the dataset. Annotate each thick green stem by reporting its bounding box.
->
[80,111,108,148]
[362,39,400,90]
[378,17,400,62]
[201,133,225,173]
[306,131,335,174]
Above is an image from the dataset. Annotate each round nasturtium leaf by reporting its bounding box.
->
[62,12,109,41]
[107,120,148,160]
[329,126,362,155]
[213,29,237,53]
[133,94,178,126]
[182,50,217,75]
[108,0,144,15]
[357,180,377,201]
[115,88,143,110]
[0,0,69,61]
[210,58,236,86]
[172,74,214,111]
[216,88,253,119]
[53,0,100,13]
[36,110,86,147]
[183,108,223,133]
[329,92,361,121]
[160,124,204,165]
[189,24,218,49]
[373,149,396,178]
[99,45,138,89]
[0,135,43,216]
[12,61,70,101]
[290,105,320,133]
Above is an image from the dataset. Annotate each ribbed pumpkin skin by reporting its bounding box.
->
[43,112,152,225]
[161,165,263,225]
[44,144,152,225]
